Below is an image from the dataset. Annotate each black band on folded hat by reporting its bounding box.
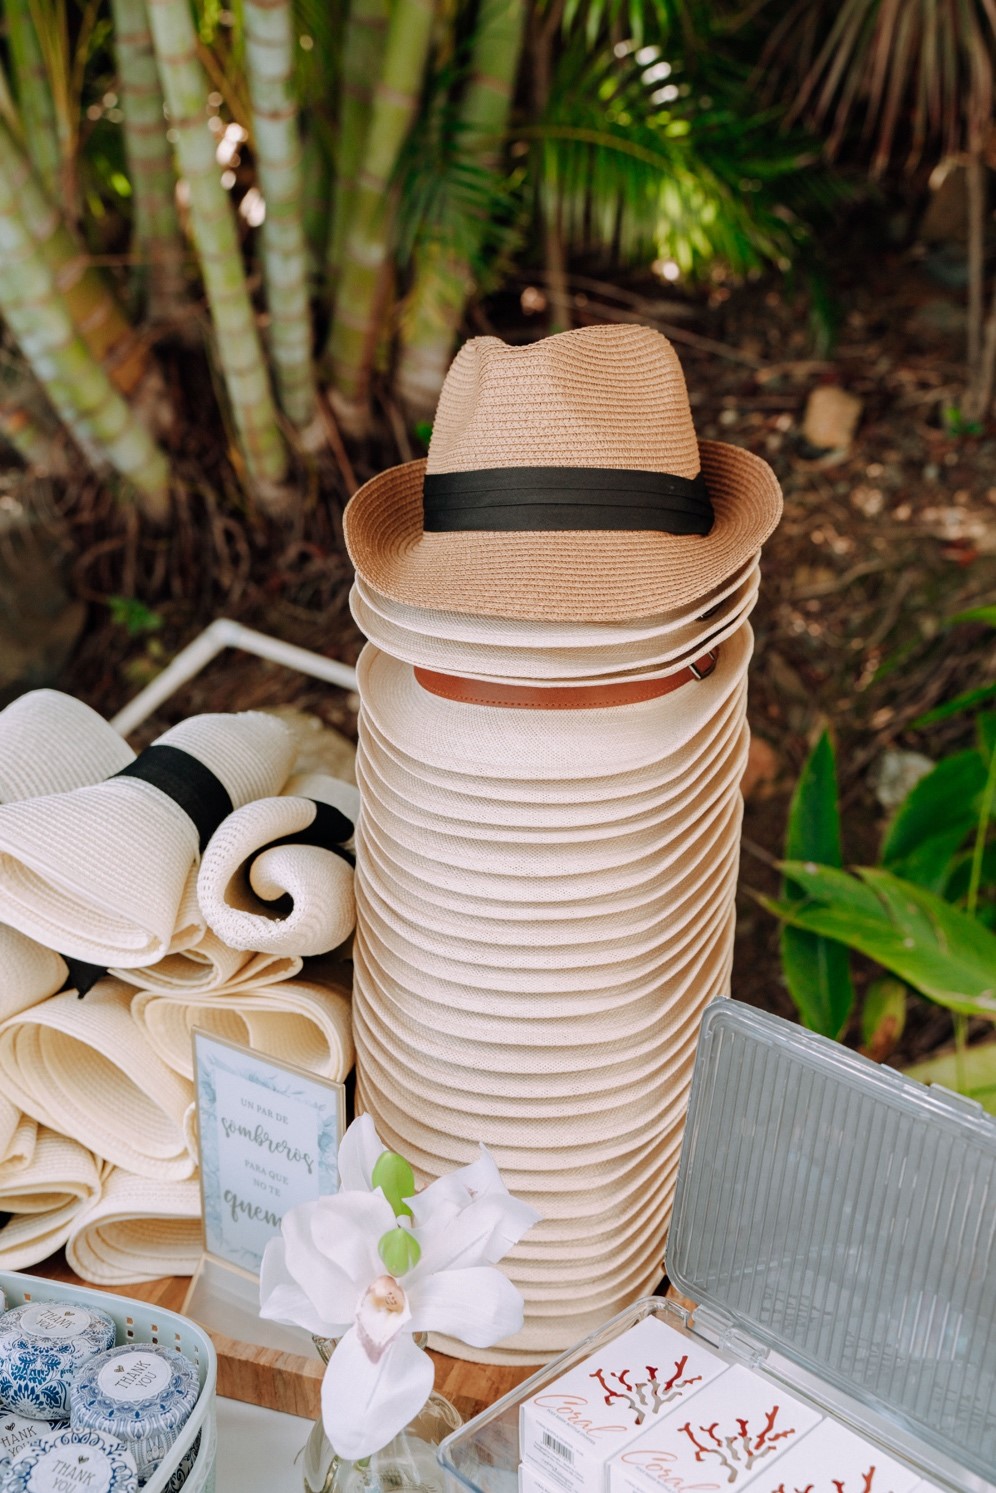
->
[250,800,355,911]
[114,744,234,852]
[422,466,714,534]
[59,956,107,1000]
[257,800,356,870]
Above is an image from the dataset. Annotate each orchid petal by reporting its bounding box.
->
[321,1326,434,1461]
[354,1276,412,1360]
[259,1238,339,1336]
[338,1114,388,1193]
[281,1193,394,1328]
[412,1148,505,1226]
[408,1266,525,1347]
[411,1193,540,1279]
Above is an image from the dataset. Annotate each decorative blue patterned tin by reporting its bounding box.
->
[0,1303,116,1420]
[0,1426,137,1492]
[0,1414,65,1465]
[69,1347,198,1487]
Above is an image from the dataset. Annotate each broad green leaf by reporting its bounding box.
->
[977,711,996,766]
[766,865,996,1018]
[860,976,907,1062]
[780,925,854,1039]
[951,606,996,629]
[779,731,854,1038]
[945,843,996,902]
[913,683,996,729]
[905,1040,996,1116]
[880,751,984,876]
[370,1152,415,1220]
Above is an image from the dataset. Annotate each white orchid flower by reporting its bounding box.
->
[259,1116,540,1461]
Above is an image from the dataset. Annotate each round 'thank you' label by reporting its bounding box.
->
[18,1306,94,1342]
[28,1444,115,1491]
[96,1354,172,1404]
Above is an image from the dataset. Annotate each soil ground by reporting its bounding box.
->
[39,219,996,1073]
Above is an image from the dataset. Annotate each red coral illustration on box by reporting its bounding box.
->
[590,1358,705,1427]
[677,1403,798,1478]
[771,1469,882,1493]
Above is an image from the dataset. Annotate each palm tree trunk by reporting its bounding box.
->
[243,0,319,435]
[0,115,170,432]
[6,5,61,199]
[146,0,289,506]
[301,123,333,278]
[325,0,437,424]
[395,0,526,419]
[0,165,170,517]
[530,3,569,335]
[0,374,67,475]
[327,0,390,287]
[110,0,188,323]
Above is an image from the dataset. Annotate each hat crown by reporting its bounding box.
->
[426,325,700,478]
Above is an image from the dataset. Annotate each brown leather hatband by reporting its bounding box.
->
[413,650,719,709]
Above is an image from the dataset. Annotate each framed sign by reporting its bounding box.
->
[192,1029,346,1276]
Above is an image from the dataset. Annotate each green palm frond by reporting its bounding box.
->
[529,39,839,278]
[394,56,522,282]
[765,0,996,169]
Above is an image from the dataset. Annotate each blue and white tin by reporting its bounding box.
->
[0,1304,116,1420]
[0,1426,137,1493]
[0,1414,66,1465]
[69,1348,198,1487]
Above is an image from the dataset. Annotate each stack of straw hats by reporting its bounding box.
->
[344,324,782,1360]
[0,692,358,1281]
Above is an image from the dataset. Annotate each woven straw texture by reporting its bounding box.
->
[0,711,295,967]
[66,1169,202,1284]
[344,326,781,620]
[353,618,752,1356]
[0,1122,103,1271]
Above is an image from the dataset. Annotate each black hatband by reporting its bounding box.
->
[114,744,234,852]
[422,466,713,534]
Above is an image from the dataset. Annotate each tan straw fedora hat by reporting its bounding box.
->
[344,324,781,621]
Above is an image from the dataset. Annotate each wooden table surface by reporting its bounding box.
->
[35,1257,535,1426]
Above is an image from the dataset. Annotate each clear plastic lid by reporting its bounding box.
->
[666,1001,996,1484]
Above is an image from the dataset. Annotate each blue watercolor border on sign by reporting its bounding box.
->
[193,1030,344,1275]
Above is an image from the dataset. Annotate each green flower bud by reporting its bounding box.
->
[378,1226,421,1276]
[371,1151,416,1220]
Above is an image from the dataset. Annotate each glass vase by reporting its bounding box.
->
[302,1334,462,1493]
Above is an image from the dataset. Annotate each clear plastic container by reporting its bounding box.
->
[440,1001,996,1493]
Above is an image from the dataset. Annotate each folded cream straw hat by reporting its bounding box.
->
[0,689,134,799]
[66,1169,201,1284]
[118,928,302,995]
[0,927,70,1016]
[344,324,781,620]
[131,968,354,1081]
[357,624,752,780]
[0,711,295,967]
[0,1126,103,1271]
[0,980,195,1179]
[0,690,138,1003]
[197,773,358,955]
[351,554,758,648]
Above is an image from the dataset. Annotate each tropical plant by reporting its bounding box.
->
[761,619,996,1106]
[0,0,837,517]
[763,0,996,422]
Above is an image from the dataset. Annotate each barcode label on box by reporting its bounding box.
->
[542,1433,574,1464]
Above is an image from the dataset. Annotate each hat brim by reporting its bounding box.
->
[344,442,781,622]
